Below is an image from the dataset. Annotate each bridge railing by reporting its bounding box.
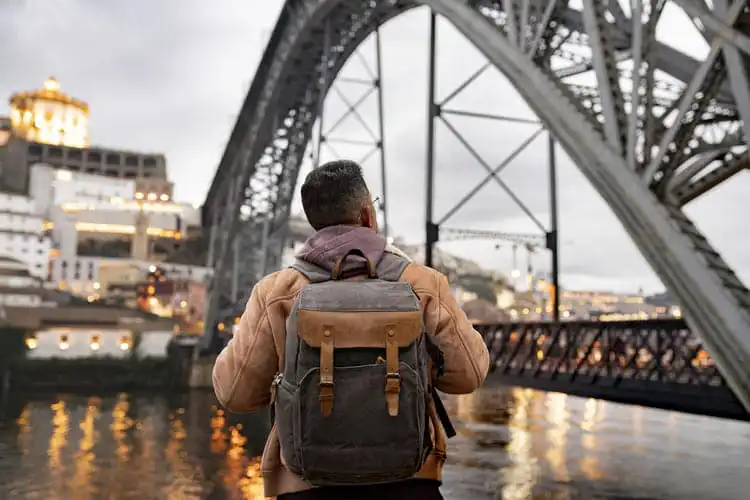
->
[474,318,722,386]
[473,319,746,420]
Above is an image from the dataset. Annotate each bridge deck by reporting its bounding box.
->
[476,319,749,421]
[203,318,747,420]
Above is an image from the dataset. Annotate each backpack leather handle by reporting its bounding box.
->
[331,248,377,280]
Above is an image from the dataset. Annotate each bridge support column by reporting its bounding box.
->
[547,133,560,323]
[424,10,438,268]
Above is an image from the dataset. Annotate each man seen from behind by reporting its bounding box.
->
[212,159,490,499]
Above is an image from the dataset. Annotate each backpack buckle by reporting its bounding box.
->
[319,376,334,417]
[385,372,401,417]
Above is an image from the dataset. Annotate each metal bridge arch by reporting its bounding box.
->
[202,0,750,411]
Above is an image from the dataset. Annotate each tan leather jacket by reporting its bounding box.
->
[212,247,490,498]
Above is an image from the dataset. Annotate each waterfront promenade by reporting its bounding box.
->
[0,385,748,499]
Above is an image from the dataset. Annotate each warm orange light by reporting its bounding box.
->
[61,200,184,214]
[9,77,89,148]
[43,77,60,92]
[74,222,180,239]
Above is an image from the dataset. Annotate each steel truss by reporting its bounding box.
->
[478,318,748,421]
[310,28,390,237]
[201,0,750,412]
[423,11,562,319]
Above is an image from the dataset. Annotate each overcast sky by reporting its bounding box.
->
[1,0,748,294]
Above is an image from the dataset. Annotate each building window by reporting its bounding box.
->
[105,153,120,165]
[119,335,131,351]
[25,335,38,350]
[28,144,43,156]
[87,152,102,162]
[125,155,139,166]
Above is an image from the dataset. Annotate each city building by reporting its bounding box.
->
[0,78,211,306]
[0,256,53,309]
[8,163,204,296]
[31,163,197,259]
[51,257,211,302]
[0,256,177,360]
[24,317,176,360]
[0,191,52,280]
[504,286,677,321]
[1,78,168,195]
[9,76,89,148]
[0,77,214,356]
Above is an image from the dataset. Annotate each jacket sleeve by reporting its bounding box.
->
[421,271,490,394]
[212,279,279,413]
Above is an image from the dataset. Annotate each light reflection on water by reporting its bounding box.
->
[0,386,749,499]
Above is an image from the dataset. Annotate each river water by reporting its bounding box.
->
[0,384,748,499]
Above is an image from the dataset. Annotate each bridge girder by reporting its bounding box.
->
[202,0,750,412]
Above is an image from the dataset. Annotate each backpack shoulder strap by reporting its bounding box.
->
[377,250,458,439]
[375,252,411,282]
[290,259,331,283]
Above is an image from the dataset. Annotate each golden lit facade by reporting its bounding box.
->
[9,77,89,148]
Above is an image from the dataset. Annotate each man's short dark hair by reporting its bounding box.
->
[301,160,370,230]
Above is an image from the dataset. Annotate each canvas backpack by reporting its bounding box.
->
[271,248,453,486]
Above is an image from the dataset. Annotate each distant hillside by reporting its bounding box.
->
[394,241,511,304]
[645,291,678,307]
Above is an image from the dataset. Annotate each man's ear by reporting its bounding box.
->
[360,203,376,230]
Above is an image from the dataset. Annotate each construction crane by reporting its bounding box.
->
[438,227,545,246]
[438,227,546,291]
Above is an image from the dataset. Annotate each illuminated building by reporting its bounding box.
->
[0,192,53,279]
[30,163,197,256]
[22,163,206,296]
[1,135,169,194]
[23,324,176,360]
[0,79,211,305]
[0,78,167,195]
[9,77,89,148]
[505,287,674,321]
[0,256,48,308]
